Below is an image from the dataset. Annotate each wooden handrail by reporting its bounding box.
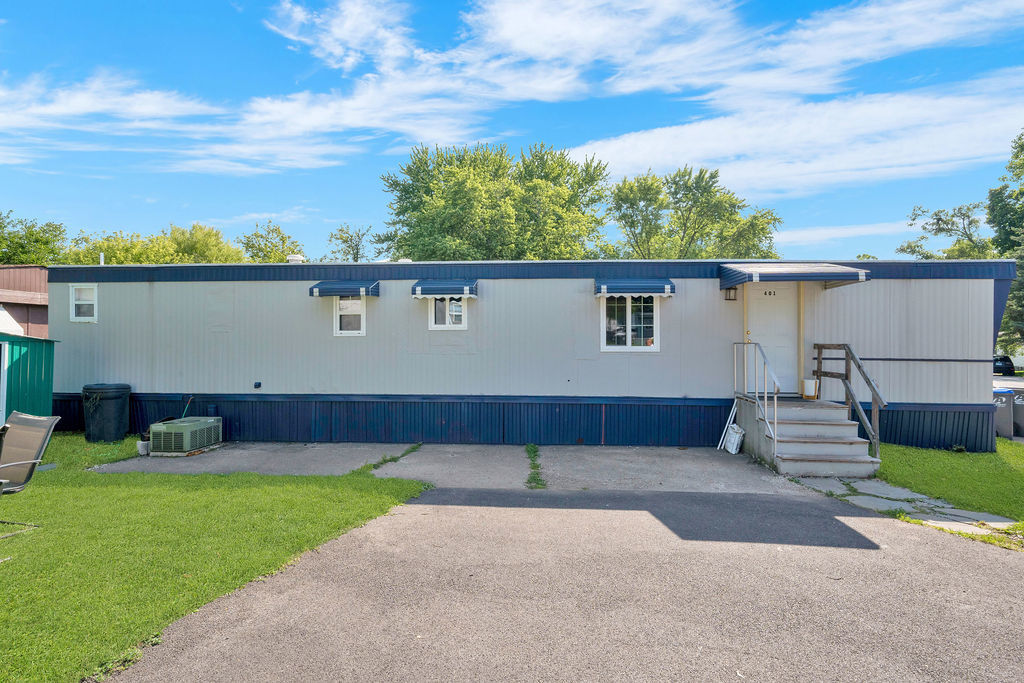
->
[813,343,888,461]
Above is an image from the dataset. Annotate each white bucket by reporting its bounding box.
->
[802,379,819,400]
[137,440,151,456]
[723,424,745,454]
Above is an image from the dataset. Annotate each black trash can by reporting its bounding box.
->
[82,383,132,442]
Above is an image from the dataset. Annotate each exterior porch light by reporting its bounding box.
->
[724,287,738,301]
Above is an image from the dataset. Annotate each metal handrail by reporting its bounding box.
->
[812,343,889,460]
[729,342,780,457]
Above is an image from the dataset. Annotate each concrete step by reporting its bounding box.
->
[768,435,870,457]
[774,452,880,478]
[759,417,861,440]
[774,399,848,422]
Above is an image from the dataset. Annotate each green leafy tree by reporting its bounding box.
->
[238,220,305,263]
[989,131,1024,254]
[895,203,996,259]
[608,166,780,259]
[995,132,1024,351]
[376,143,609,260]
[0,211,68,264]
[165,223,245,263]
[325,224,373,262]
[608,172,668,259]
[62,230,179,265]
[63,223,244,264]
[856,253,878,260]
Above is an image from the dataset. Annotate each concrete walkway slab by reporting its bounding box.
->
[847,479,929,500]
[797,477,850,495]
[844,495,917,513]
[373,444,530,489]
[941,508,1016,524]
[542,446,810,494]
[95,442,408,476]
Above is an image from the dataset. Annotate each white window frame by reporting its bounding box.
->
[600,295,660,353]
[69,283,98,323]
[427,296,468,331]
[333,295,366,336]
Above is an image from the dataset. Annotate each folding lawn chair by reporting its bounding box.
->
[1,411,60,541]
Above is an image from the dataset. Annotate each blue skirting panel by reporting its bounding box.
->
[52,393,732,447]
[855,402,996,452]
[51,393,996,451]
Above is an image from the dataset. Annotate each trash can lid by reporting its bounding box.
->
[82,383,132,393]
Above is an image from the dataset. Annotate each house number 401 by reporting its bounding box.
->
[762,290,777,296]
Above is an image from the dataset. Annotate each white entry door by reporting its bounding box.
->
[747,282,799,393]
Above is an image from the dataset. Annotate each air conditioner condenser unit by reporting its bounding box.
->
[150,416,223,455]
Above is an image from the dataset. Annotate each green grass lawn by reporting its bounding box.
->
[878,438,1024,522]
[0,434,426,682]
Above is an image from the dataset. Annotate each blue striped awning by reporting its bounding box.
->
[308,280,380,297]
[593,278,675,296]
[411,279,478,298]
[718,263,870,290]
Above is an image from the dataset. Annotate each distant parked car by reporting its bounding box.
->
[994,355,1016,376]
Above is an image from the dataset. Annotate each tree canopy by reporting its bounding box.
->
[895,203,996,260]
[325,224,373,262]
[63,224,244,265]
[0,211,68,265]
[376,143,610,260]
[238,221,305,263]
[608,167,780,259]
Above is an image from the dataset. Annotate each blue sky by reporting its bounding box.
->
[1,0,1022,260]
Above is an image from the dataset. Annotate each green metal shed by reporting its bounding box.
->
[0,332,55,421]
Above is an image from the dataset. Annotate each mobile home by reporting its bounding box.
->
[46,259,1013,474]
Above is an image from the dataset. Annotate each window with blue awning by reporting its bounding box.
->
[308,280,380,297]
[411,279,479,298]
[593,278,675,296]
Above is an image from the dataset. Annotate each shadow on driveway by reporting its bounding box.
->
[411,487,881,549]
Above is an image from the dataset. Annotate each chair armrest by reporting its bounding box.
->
[0,460,43,470]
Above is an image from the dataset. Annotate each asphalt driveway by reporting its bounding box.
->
[115,445,1024,682]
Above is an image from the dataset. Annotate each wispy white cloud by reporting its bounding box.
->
[0,0,1022,187]
[264,0,412,73]
[575,68,1024,198]
[202,205,316,226]
[776,221,911,247]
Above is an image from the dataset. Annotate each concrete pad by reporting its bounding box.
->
[907,511,981,525]
[796,477,850,496]
[920,520,994,535]
[844,495,917,513]
[95,442,408,476]
[541,446,810,495]
[846,479,928,500]
[940,508,1017,524]
[373,444,530,489]
[913,497,953,509]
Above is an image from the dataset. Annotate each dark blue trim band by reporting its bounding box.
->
[51,392,996,451]
[52,392,734,407]
[46,259,1016,284]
